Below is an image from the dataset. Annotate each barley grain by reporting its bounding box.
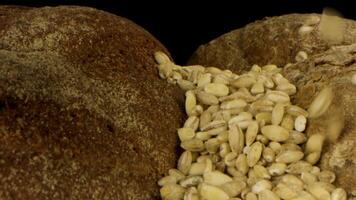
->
[196,91,219,105]
[199,183,230,200]
[251,180,272,193]
[231,76,256,88]
[299,25,314,35]
[295,51,308,62]
[204,83,230,97]
[275,150,304,163]
[221,180,246,197]
[203,171,233,186]
[331,188,347,200]
[272,103,285,125]
[178,151,193,175]
[318,170,336,183]
[261,125,289,142]
[247,142,263,167]
[308,86,334,118]
[178,127,195,142]
[180,176,203,187]
[246,121,259,146]
[229,124,244,154]
[258,189,280,200]
[160,184,185,200]
[236,154,249,175]
[294,115,307,132]
[274,182,298,199]
[181,139,205,152]
[307,183,331,200]
[268,163,287,176]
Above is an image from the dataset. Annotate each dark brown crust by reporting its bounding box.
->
[0,5,184,199]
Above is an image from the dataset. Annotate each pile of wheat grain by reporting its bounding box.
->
[154,51,346,200]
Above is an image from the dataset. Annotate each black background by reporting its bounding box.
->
[1,0,355,64]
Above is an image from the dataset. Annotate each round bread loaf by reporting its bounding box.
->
[0,5,184,199]
[188,13,356,193]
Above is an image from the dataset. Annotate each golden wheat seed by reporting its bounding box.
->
[308,86,334,118]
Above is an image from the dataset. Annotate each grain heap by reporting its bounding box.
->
[154,51,347,200]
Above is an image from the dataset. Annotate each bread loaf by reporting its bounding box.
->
[188,14,355,73]
[0,5,184,199]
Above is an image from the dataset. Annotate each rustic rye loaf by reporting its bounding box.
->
[0,5,185,199]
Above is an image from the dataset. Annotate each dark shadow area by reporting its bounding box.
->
[0,100,3,113]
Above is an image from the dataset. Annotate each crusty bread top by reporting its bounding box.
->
[188,14,356,73]
[0,5,184,199]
